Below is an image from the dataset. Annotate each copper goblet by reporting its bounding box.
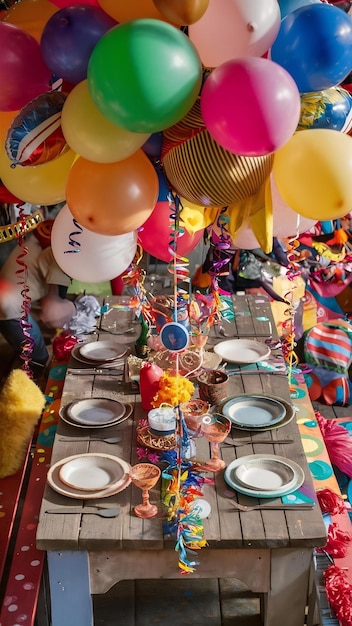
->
[130,463,161,518]
[200,413,231,472]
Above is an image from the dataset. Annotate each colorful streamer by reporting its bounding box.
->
[15,205,35,374]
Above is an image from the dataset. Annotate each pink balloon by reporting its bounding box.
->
[138,202,203,263]
[189,0,281,68]
[201,57,301,157]
[231,226,261,250]
[0,22,52,112]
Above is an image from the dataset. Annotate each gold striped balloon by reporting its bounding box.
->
[162,100,273,207]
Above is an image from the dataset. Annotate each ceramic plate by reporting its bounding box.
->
[212,394,296,432]
[67,397,126,426]
[59,402,133,429]
[233,457,296,492]
[78,341,127,362]
[222,395,286,428]
[214,339,271,364]
[225,454,304,498]
[47,454,131,499]
[59,453,126,491]
[71,344,125,367]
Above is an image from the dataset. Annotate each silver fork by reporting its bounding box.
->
[229,501,314,512]
[222,438,294,447]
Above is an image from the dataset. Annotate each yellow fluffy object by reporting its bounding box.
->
[0,369,45,478]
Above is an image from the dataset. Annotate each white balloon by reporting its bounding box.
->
[271,176,318,238]
[51,204,137,283]
[189,0,281,68]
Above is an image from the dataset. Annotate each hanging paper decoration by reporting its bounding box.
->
[0,209,43,244]
[324,565,352,626]
[5,92,68,167]
[280,232,302,385]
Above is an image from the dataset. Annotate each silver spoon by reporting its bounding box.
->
[58,436,122,444]
[45,506,121,518]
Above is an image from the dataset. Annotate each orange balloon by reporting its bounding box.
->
[97,0,173,22]
[2,0,58,42]
[66,151,159,235]
[153,0,209,25]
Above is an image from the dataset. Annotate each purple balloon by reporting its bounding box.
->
[0,22,52,112]
[40,6,117,84]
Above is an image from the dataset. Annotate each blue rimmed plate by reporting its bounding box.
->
[224,454,305,498]
[222,395,286,428]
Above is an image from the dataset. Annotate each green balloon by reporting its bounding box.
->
[87,19,202,133]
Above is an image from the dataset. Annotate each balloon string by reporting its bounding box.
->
[15,204,35,375]
[166,191,191,318]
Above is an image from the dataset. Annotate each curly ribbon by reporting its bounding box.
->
[0,209,43,244]
[324,565,352,626]
[63,217,83,254]
[281,232,302,387]
[167,192,191,301]
[14,205,35,374]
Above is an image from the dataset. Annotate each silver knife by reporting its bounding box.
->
[66,368,124,376]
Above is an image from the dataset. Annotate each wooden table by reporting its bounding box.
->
[36,294,327,626]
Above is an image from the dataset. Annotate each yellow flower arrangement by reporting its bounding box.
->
[152,372,194,408]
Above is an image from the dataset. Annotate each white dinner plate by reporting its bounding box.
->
[224,454,304,498]
[222,395,286,428]
[78,341,127,363]
[214,339,271,364]
[211,394,296,432]
[47,453,131,499]
[59,401,133,429]
[67,397,126,426]
[59,453,126,491]
[233,457,296,492]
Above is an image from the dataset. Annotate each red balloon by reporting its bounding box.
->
[0,22,52,111]
[138,201,203,263]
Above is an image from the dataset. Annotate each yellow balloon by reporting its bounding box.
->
[0,147,76,205]
[2,0,58,43]
[61,81,150,163]
[273,130,352,221]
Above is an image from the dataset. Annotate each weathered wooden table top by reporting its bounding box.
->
[36,294,326,553]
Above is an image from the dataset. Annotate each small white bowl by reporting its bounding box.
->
[148,408,176,436]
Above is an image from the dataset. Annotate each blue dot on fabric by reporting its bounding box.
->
[49,364,67,381]
[308,460,333,481]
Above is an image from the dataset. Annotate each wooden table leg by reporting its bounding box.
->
[263,548,312,626]
[47,551,93,626]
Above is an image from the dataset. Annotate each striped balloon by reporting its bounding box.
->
[162,99,273,207]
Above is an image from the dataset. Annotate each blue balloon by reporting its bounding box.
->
[40,6,117,84]
[142,132,163,160]
[271,3,352,93]
[278,0,320,20]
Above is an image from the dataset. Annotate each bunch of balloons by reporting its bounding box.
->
[0,0,352,273]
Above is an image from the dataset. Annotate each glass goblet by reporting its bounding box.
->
[200,414,231,472]
[130,463,161,518]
